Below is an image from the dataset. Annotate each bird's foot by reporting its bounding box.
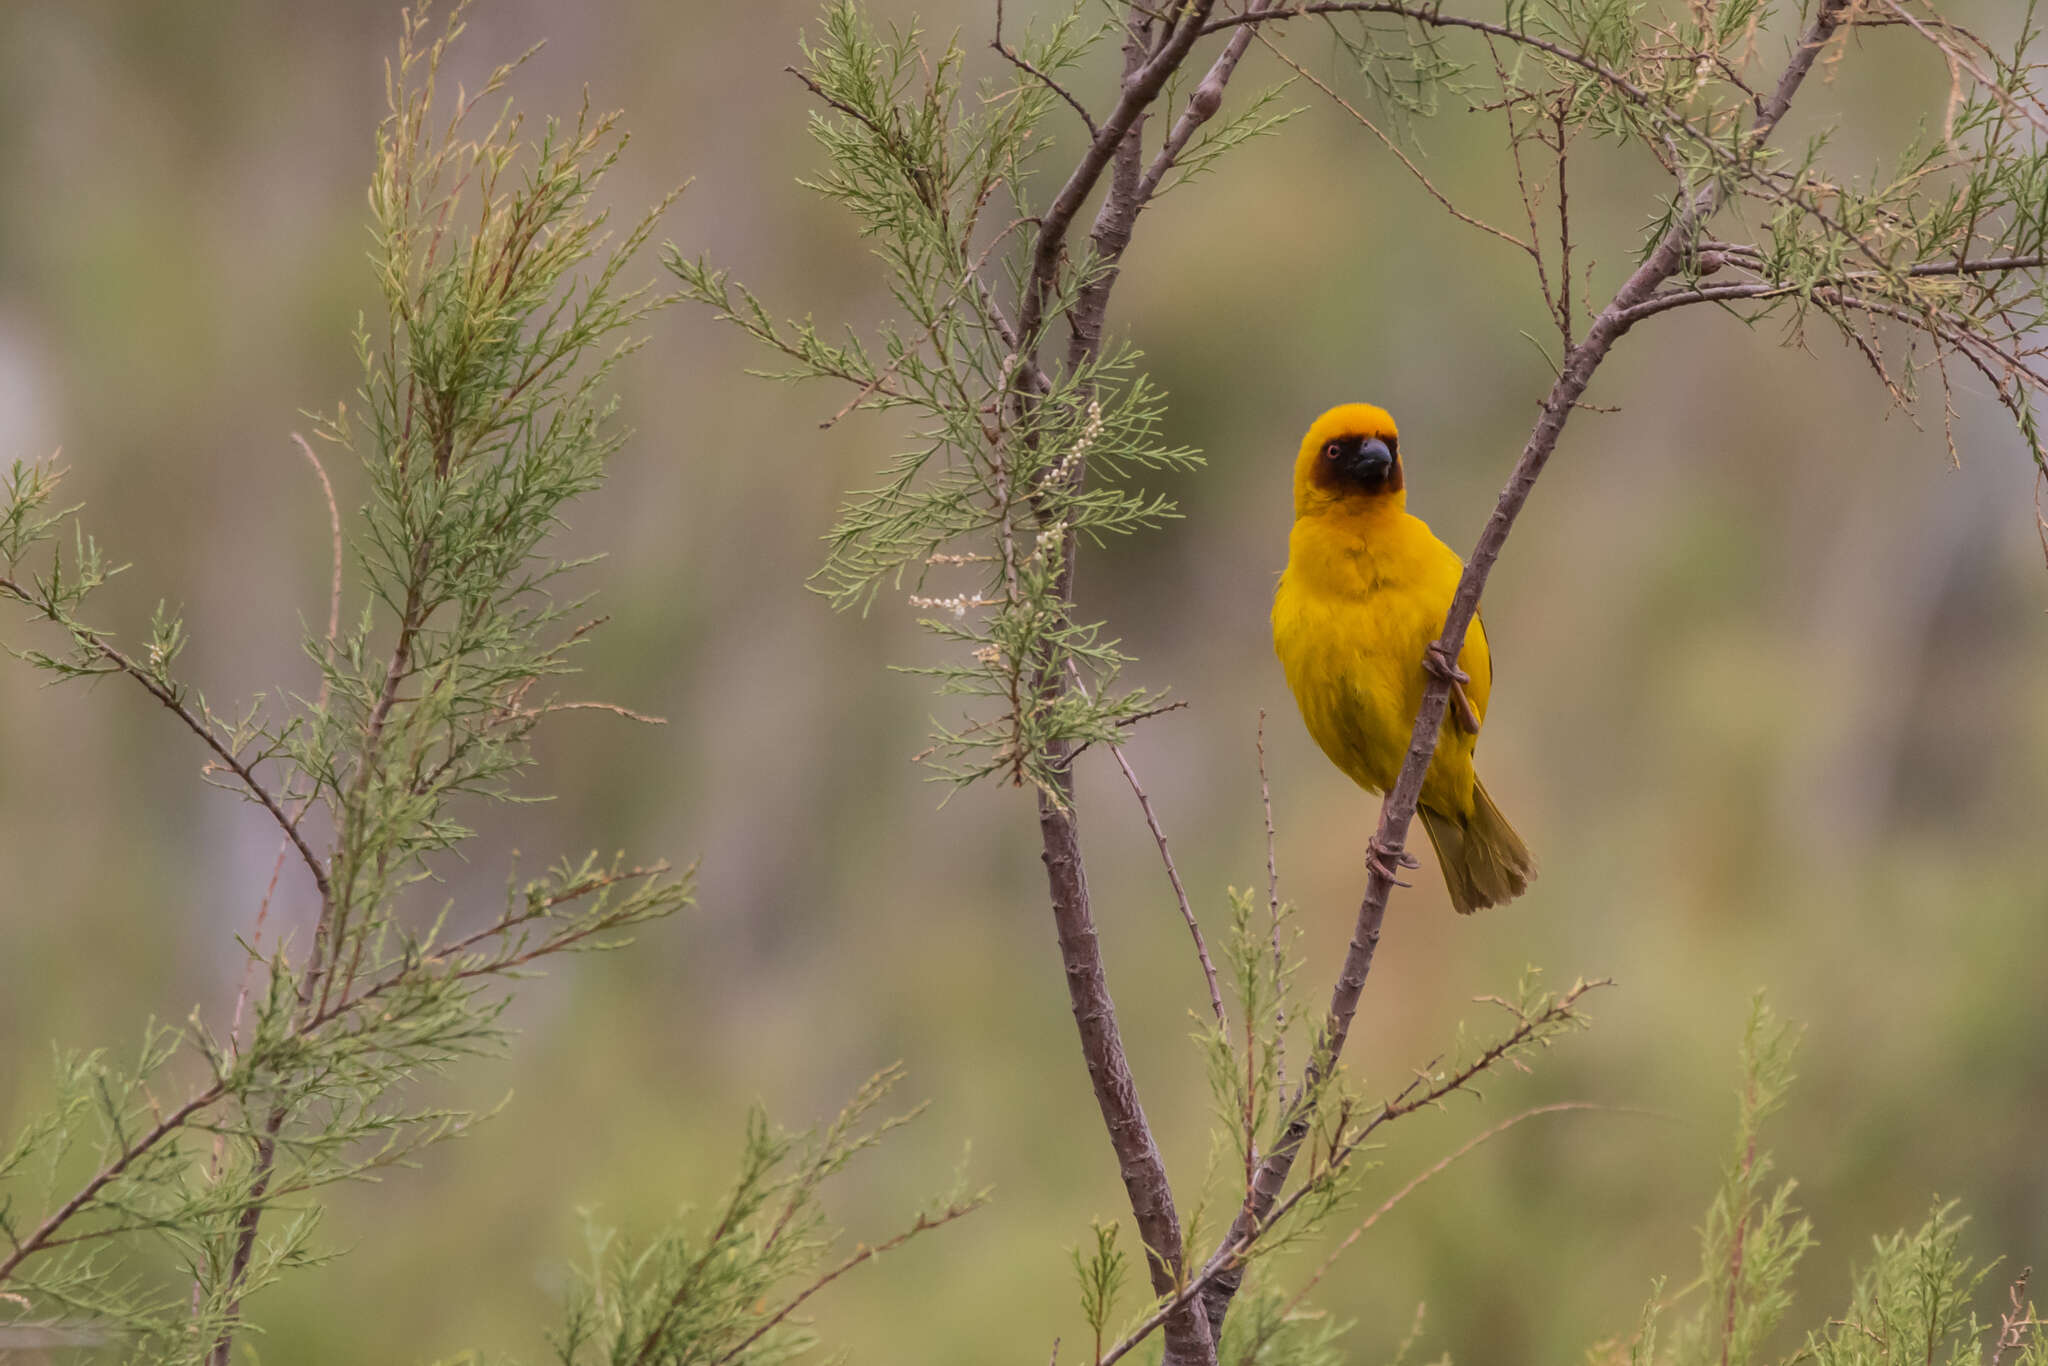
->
[1424,642,1482,735]
[1367,833,1419,887]
[1422,641,1469,686]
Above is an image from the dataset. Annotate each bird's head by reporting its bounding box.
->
[1293,403,1404,518]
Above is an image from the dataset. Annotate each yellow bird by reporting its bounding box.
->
[1272,403,1535,914]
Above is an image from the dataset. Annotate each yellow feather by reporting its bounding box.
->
[1272,404,1535,914]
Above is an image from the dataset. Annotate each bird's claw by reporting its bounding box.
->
[1424,642,1482,735]
[1422,642,1470,686]
[1367,833,1419,887]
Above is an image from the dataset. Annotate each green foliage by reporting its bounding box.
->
[677,1,2048,1362]
[671,2,1202,800]
[1615,998,2043,1366]
[11,0,2046,1362]
[1214,1284,1350,1366]
[1664,995,1815,1366]
[318,6,682,916]
[1091,931,1604,1365]
[1316,0,2048,468]
[551,1066,987,1366]
[1200,888,1301,1183]
[4,9,976,1361]
[0,4,706,1359]
[1076,1220,1131,1363]
[1798,1204,2001,1366]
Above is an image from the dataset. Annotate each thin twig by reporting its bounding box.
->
[1256,712,1285,1088]
[994,0,1100,137]
[1258,28,1533,254]
[1988,1266,2035,1366]
[0,1085,230,1285]
[1015,1,1221,348]
[1096,982,1608,1365]
[1274,1101,1604,1326]
[1115,698,1192,728]
[1613,254,2048,328]
[1720,1073,1760,1366]
[1493,41,1560,320]
[1111,744,1227,1029]
[1554,96,1574,347]
[224,434,346,1063]
[1202,3,1658,109]
[293,433,343,647]
[0,575,331,901]
[816,217,1034,431]
[1875,0,2048,136]
[706,1201,984,1366]
[515,700,669,725]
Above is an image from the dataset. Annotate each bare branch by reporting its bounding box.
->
[1555,98,1573,347]
[515,699,669,725]
[1006,8,1262,1364]
[1111,743,1226,1029]
[1988,1266,2036,1366]
[1875,0,2048,136]
[1256,712,1285,1086]
[1255,28,1534,254]
[1201,3,1658,109]
[224,434,347,1065]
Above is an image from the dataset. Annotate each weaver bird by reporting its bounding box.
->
[1272,403,1535,914]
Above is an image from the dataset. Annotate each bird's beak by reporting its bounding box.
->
[1344,437,1393,483]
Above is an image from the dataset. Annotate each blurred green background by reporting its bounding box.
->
[1,2,2042,1362]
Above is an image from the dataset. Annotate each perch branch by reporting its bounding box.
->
[1195,0,1854,1340]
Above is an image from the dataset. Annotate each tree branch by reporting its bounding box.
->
[1111,743,1226,1029]
[1195,0,1855,1341]
[0,1084,230,1287]
[1015,0,1220,350]
[0,575,330,902]
[1613,254,2048,328]
[1199,2,1659,107]
[1269,1100,1604,1335]
[994,0,1100,138]
[1036,767,1210,1366]
[1104,980,1607,1366]
[1007,7,1256,1365]
[705,1199,985,1366]
[1255,27,1533,254]
[1135,0,1279,204]
[1988,1266,2037,1366]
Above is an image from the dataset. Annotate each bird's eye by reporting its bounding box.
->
[1322,441,1343,460]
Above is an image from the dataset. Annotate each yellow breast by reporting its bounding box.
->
[1272,502,1489,818]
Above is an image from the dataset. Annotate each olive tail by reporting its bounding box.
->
[1418,778,1536,915]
